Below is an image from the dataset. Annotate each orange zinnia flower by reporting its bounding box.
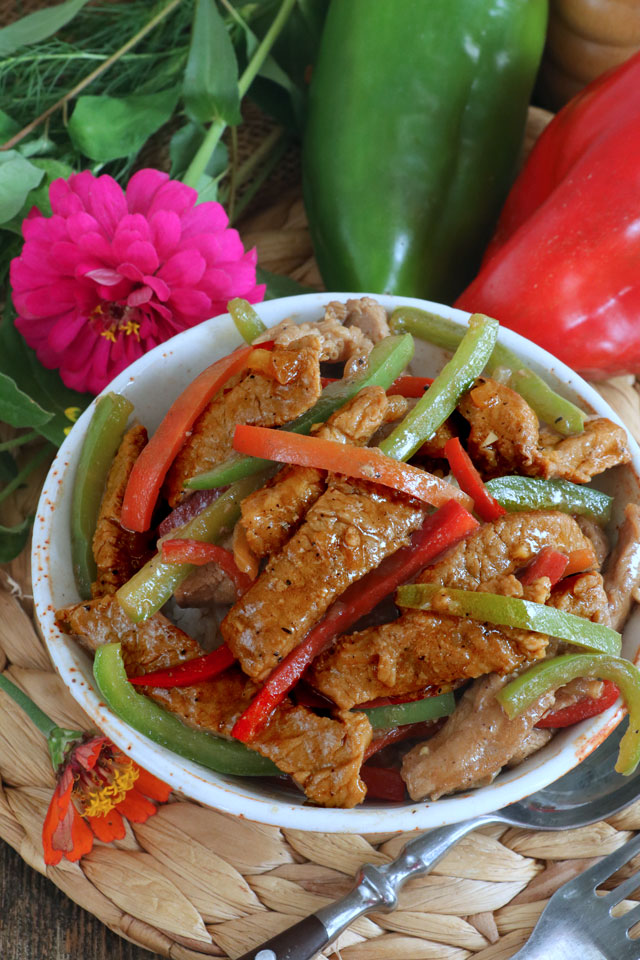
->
[42,735,170,865]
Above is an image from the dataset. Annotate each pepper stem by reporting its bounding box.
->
[182,0,297,188]
[0,673,83,771]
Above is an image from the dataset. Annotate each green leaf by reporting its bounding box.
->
[0,452,17,484]
[0,308,91,447]
[0,516,33,563]
[2,158,74,232]
[68,89,180,162]
[18,135,57,158]
[0,372,53,429]
[183,0,242,126]
[0,152,44,224]
[0,0,91,57]
[0,110,19,142]
[256,267,316,300]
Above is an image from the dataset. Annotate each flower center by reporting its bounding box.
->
[90,302,141,342]
[80,760,139,818]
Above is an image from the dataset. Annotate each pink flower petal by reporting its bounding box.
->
[85,268,123,286]
[127,285,152,307]
[77,231,115,263]
[144,275,170,301]
[66,211,101,237]
[168,287,211,317]
[126,169,169,214]
[180,201,228,238]
[147,180,197,218]
[120,240,158,275]
[149,210,181,261]
[48,312,87,352]
[84,175,127,235]
[49,179,85,217]
[157,249,205,287]
[118,263,144,283]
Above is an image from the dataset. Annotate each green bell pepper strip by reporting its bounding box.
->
[185,332,415,490]
[94,644,278,776]
[71,392,134,600]
[390,307,586,436]
[359,690,455,729]
[496,653,640,775]
[302,0,547,304]
[379,314,498,462]
[485,476,612,525]
[228,298,266,344]
[116,471,272,622]
[396,583,622,656]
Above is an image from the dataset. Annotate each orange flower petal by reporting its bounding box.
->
[65,808,95,862]
[133,765,172,802]
[115,788,157,823]
[87,809,126,843]
[42,774,74,865]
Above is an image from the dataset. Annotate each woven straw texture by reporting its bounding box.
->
[3,62,640,954]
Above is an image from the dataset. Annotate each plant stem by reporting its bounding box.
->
[0,444,51,506]
[182,0,297,188]
[0,430,39,453]
[0,672,57,738]
[1,0,184,151]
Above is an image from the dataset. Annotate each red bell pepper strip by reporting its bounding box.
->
[360,765,406,802]
[519,547,569,587]
[535,680,620,729]
[160,539,254,596]
[232,424,473,511]
[321,375,434,398]
[231,499,478,742]
[455,51,640,379]
[443,436,506,523]
[564,548,597,578]
[121,344,252,533]
[129,645,236,688]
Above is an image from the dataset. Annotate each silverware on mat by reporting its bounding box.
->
[236,723,640,960]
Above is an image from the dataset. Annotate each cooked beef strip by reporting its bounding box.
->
[164,336,322,507]
[174,563,237,607]
[549,571,612,625]
[56,594,201,676]
[92,424,150,597]
[417,510,594,591]
[343,296,390,343]
[259,298,378,378]
[506,728,553,768]
[575,515,610,568]
[415,419,458,460]
[56,595,371,808]
[401,674,555,801]
[222,478,426,682]
[309,611,548,709]
[237,386,409,565]
[604,503,640,630]
[458,377,630,482]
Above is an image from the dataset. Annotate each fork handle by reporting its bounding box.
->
[235,815,501,960]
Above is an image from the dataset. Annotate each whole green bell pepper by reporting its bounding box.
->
[303,0,548,303]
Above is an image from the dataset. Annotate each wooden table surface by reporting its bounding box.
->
[0,839,162,960]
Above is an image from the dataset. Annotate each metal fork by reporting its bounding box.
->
[512,832,640,959]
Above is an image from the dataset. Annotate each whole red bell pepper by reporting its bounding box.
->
[455,51,640,380]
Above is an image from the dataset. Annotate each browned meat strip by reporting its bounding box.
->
[237,387,409,564]
[92,424,149,597]
[401,674,555,800]
[604,503,640,630]
[418,510,594,591]
[459,378,630,482]
[150,674,371,807]
[549,571,611,625]
[58,596,370,807]
[416,419,458,460]
[164,336,322,506]
[174,563,237,608]
[576,516,609,568]
[222,478,426,682]
[309,611,548,709]
[56,594,201,676]
[506,728,553,767]
[343,296,390,343]
[261,298,378,377]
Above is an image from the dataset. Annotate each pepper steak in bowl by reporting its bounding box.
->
[33,294,640,832]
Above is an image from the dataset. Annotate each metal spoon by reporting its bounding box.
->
[237,722,640,960]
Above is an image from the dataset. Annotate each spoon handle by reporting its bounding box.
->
[234,814,501,960]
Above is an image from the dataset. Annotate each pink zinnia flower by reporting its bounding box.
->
[10,169,265,394]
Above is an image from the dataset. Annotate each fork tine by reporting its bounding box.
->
[609,869,640,906]
[570,834,640,889]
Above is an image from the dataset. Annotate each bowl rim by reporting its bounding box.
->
[32,292,640,832]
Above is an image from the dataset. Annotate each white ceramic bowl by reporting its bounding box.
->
[33,294,640,832]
